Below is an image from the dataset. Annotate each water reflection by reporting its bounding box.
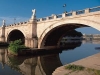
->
[38,54,62,75]
[0,41,82,75]
[0,49,62,75]
[19,57,37,75]
[60,40,100,65]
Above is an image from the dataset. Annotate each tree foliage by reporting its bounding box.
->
[8,39,26,54]
[64,30,83,37]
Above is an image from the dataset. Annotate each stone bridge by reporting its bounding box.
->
[0,6,100,48]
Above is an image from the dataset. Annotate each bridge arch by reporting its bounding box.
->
[7,29,25,44]
[38,19,100,48]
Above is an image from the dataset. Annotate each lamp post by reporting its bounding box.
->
[63,4,67,13]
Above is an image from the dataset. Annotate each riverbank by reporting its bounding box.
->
[52,52,100,75]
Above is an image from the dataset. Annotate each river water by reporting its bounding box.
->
[0,40,100,75]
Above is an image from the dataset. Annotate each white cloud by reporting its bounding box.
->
[0,16,29,26]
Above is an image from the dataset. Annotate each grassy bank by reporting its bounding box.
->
[64,64,100,75]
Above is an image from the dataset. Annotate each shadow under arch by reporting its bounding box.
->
[38,19,100,48]
[39,24,85,48]
[7,29,25,44]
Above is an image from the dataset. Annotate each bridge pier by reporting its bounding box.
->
[25,38,38,48]
[24,9,38,48]
[0,36,5,42]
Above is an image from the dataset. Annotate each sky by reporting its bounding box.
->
[0,0,100,34]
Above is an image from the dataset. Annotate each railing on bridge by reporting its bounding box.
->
[5,21,28,27]
[37,6,100,22]
[5,6,100,26]
[66,12,72,16]
[76,10,85,15]
[89,6,100,12]
[56,14,62,18]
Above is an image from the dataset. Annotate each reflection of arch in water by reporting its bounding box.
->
[0,52,37,75]
[0,40,82,75]
[6,41,82,75]
[6,40,82,74]
[19,57,37,75]
[35,41,82,75]
[7,56,37,75]
[0,49,61,75]
[37,54,62,75]
[6,54,62,75]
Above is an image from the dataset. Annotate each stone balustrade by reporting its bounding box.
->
[5,21,28,27]
[37,6,100,22]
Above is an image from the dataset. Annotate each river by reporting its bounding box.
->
[0,40,100,75]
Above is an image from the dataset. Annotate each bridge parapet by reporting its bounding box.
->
[6,21,28,27]
[37,6,100,22]
[89,6,100,12]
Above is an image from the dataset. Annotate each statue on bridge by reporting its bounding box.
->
[2,20,5,27]
[32,9,36,16]
[31,9,36,20]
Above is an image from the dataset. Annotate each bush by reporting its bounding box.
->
[8,39,26,54]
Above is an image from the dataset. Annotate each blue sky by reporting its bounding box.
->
[0,0,100,34]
